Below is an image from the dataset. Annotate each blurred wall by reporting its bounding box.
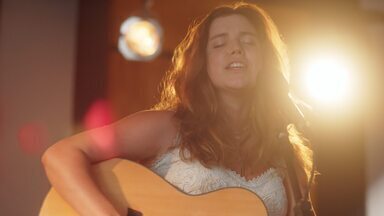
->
[0,0,78,215]
[361,1,384,215]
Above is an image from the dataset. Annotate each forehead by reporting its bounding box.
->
[208,14,256,36]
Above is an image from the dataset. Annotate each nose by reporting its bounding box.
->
[228,41,243,55]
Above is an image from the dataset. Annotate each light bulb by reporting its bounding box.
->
[118,16,162,61]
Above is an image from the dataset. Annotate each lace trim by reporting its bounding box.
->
[150,148,288,216]
[151,148,281,185]
[147,131,180,168]
[226,167,275,184]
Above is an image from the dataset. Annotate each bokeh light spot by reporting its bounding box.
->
[83,99,115,155]
[17,123,48,155]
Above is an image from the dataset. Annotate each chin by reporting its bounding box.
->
[224,85,252,93]
[227,80,251,89]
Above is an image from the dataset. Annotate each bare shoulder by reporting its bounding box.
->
[112,110,179,161]
[122,109,176,121]
[116,110,177,133]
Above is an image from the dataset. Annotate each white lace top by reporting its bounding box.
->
[149,148,288,216]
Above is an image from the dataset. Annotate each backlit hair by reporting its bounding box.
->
[154,2,313,180]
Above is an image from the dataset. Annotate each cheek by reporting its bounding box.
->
[249,50,264,72]
[206,51,223,78]
[207,51,221,66]
[244,51,263,85]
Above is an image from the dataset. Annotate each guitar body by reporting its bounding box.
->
[40,159,268,216]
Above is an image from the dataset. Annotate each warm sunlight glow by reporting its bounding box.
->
[302,54,352,105]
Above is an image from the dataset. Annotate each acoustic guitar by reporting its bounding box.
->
[40,159,268,215]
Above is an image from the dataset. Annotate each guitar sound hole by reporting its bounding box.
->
[127,207,143,216]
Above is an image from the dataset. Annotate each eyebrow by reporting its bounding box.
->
[209,31,257,41]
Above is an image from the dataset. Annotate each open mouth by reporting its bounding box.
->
[225,61,247,70]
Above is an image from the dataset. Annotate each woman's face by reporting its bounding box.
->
[206,14,263,93]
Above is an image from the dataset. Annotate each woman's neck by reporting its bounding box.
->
[217,91,250,127]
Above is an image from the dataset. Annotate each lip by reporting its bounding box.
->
[225,60,248,70]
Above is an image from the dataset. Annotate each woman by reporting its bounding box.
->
[42,2,314,216]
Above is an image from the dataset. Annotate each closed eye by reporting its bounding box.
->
[209,33,226,49]
[213,43,225,48]
[241,35,256,45]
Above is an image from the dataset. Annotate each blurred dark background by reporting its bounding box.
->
[1,0,383,215]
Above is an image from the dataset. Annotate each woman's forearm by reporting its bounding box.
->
[41,141,122,216]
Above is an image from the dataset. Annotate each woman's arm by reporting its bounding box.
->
[41,110,178,216]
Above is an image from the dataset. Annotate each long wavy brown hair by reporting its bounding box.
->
[154,2,313,180]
